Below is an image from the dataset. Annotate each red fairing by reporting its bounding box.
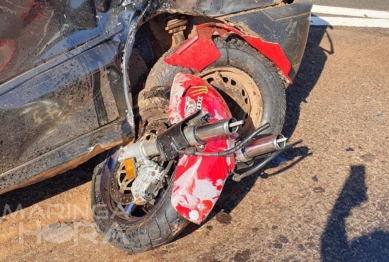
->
[169,73,235,224]
[164,23,292,83]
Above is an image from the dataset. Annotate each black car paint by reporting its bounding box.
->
[0,0,312,194]
[0,0,135,193]
[157,0,277,16]
[226,0,312,80]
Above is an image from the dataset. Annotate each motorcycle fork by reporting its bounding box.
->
[165,14,188,47]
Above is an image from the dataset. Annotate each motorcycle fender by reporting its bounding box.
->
[169,73,235,224]
[164,23,292,83]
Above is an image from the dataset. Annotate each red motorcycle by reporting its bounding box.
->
[0,0,312,252]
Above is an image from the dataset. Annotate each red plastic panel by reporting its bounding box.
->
[164,23,292,83]
[169,73,235,224]
[164,34,221,73]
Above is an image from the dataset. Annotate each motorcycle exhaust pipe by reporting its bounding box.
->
[235,134,287,162]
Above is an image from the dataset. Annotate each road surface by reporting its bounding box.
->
[1,2,389,261]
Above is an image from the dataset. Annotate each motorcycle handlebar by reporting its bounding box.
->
[118,118,240,161]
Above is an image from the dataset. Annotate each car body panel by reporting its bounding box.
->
[0,1,134,193]
[0,0,97,83]
[156,0,277,17]
[225,0,312,79]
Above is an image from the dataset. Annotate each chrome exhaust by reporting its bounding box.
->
[235,135,287,162]
[184,118,241,146]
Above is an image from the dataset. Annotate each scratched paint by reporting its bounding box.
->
[169,73,235,224]
[168,73,187,124]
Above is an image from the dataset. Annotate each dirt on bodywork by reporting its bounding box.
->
[1,26,389,261]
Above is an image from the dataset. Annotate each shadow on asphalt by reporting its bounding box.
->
[321,165,389,261]
[282,25,334,138]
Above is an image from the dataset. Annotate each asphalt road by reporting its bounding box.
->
[314,0,389,12]
[1,3,389,262]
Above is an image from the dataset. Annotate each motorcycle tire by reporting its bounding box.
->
[91,156,189,252]
[144,37,286,137]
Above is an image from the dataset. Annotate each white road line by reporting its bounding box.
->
[312,5,389,19]
[311,16,389,29]
[310,5,389,28]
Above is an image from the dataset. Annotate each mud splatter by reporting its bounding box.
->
[277,235,289,244]
[360,153,376,162]
[233,249,251,262]
[274,243,283,249]
[215,210,232,225]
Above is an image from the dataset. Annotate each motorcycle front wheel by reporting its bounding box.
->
[91,152,189,252]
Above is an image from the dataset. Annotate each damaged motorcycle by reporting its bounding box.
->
[0,0,312,252]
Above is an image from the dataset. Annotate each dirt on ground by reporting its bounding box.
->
[1,26,389,261]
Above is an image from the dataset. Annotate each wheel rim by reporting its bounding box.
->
[106,160,147,221]
[103,155,173,223]
[200,66,264,137]
[104,88,174,223]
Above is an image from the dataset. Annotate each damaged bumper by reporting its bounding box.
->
[224,0,313,80]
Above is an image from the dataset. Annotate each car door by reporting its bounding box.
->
[0,0,122,175]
